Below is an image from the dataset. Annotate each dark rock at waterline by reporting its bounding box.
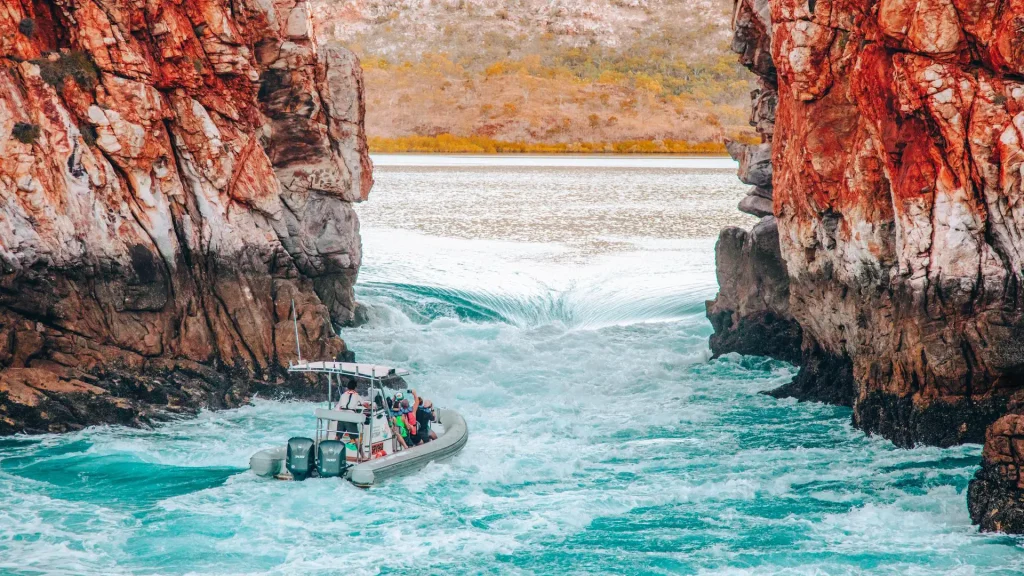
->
[763,344,853,407]
[706,217,799,364]
[968,466,1024,534]
[968,414,1024,533]
[709,309,802,365]
[0,362,332,436]
[349,303,372,328]
[855,392,1008,449]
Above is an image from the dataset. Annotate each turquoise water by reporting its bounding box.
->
[2,156,1023,575]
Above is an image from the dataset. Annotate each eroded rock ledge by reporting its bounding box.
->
[711,0,1024,532]
[0,0,371,434]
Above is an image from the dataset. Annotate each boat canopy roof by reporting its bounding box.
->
[288,361,410,379]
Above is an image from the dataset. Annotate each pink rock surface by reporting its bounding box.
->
[715,0,1024,533]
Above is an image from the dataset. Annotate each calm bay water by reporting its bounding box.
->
[1,155,1023,574]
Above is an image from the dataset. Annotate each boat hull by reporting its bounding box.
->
[248,408,468,486]
[349,408,468,487]
[249,446,285,478]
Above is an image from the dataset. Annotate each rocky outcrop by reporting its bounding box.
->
[706,0,800,365]
[707,217,802,364]
[712,0,1024,532]
[970,413,1024,533]
[0,0,371,434]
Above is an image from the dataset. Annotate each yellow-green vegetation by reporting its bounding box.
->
[316,0,755,153]
[370,134,758,155]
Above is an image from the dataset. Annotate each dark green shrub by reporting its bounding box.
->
[12,122,40,145]
[18,18,35,38]
[258,68,286,102]
[192,57,203,74]
[79,123,97,147]
[32,51,99,90]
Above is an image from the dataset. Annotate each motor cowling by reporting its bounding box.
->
[286,437,315,481]
[317,440,347,478]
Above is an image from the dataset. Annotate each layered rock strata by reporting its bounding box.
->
[711,0,1024,532]
[0,0,371,434]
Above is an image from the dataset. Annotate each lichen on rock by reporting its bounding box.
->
[0,0,372,434]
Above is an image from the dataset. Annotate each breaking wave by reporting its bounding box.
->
[355,278,716,329]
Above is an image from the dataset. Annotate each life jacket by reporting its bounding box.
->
[394,415,409,438]
[403,410,417,435]
[337,391,361,412]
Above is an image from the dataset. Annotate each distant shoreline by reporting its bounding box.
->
[370,150,732,157]
[368,134,755,156]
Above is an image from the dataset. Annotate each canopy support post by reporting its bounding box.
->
[327,372,333,407]
[291,299,302,363]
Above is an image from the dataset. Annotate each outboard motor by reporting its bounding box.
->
[286,437,315,481]
[317,440,347,478]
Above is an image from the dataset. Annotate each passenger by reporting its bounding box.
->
[389,392,405,417]
[400,398,419,445]
[414,399,438,444]
[392,421,409,450]
[390,394,411,448]
[407,389,422,416]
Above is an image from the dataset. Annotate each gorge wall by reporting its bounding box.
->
[0,0,371,434]
[710,0,1024,532]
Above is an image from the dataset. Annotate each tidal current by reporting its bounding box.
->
[2,155,1023,574]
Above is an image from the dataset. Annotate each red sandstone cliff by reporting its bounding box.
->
[710,0,1024,532]
[0,0,371,433]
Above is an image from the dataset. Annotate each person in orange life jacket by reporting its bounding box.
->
[335,380,363,438]
[399,398,418,444]
[404,389,437,446]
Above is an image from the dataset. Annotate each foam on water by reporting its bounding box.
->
[1,156,1023,574]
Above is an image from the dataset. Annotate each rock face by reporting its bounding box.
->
[712,0,1024,532]
[0,0,371,434]
[969,413,1024,533]
[706,0,801,367]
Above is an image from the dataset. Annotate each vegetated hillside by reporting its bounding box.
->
[312,0,757,153]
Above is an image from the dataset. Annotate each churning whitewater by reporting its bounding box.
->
[1,156,1023,575]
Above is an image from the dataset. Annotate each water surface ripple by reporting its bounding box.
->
[1,156,1021,575]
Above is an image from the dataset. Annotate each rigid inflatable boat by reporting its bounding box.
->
[249,362,468,487]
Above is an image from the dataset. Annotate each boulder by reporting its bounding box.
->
[738,194,773,218]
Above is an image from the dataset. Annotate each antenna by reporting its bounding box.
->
[291,299,302,363]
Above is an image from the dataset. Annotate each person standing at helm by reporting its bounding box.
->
[335,380,363,438]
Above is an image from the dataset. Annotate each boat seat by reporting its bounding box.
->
[314,408,366,424]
